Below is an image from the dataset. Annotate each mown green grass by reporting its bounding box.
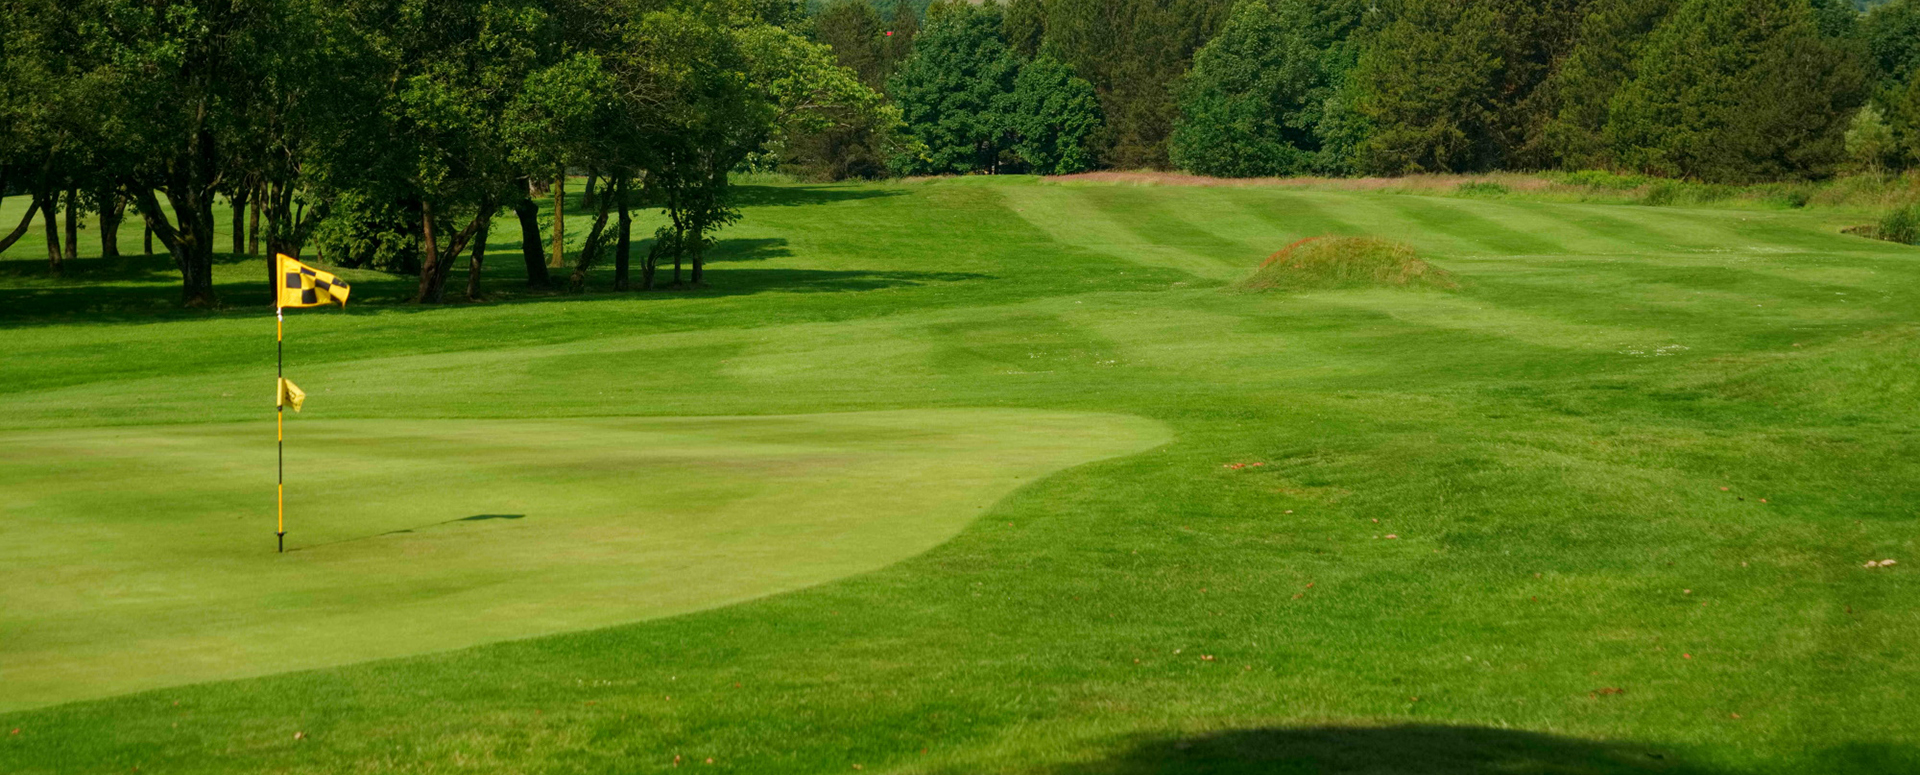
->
[0,177,1916,773]
[0,410,1167,711]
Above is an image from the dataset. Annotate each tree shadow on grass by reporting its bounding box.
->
[0,228,988,328]
[0,253,181,282]
[1039,725,1734,775]
[706,237,791,262]
[0,264,991,328]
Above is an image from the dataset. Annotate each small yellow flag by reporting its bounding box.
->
[277,378,307,412]
[276,253,350,309]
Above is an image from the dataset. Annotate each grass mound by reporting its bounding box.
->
[1238,236,1457,292]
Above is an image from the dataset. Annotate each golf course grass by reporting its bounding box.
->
[1,177,1916,773]
[0,411,1168,711]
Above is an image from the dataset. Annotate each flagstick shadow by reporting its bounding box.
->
[283,514,526,553]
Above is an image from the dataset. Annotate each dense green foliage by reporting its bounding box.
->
[1606,0,1866,182]
[876,0,1907,181]
[886,2,1021,173]
[1004,55,1102,174]
[887,0,1099,174]
[1169,0,1335,177]
[0,0,884,303]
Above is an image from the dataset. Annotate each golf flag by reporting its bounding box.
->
[277,377,306,412]
[276,253,350,308]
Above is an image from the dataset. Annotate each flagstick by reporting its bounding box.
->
[277,304,285,554]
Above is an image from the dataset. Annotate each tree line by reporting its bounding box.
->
[9,0,1920,306]
[819,0,1920,184]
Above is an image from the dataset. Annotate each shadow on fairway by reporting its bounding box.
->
[1044,725,1735,775]
[706,236,790,262]
[0,232,989,327]
[291,514,529,550]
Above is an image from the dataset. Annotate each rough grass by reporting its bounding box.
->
[1237,236,1457,292]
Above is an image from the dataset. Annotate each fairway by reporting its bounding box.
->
[2,177,1917,773]
[0,410,1168,710]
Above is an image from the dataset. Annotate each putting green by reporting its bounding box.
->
[0,409,1168,711]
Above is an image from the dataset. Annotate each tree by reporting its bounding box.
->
[1846,103,1899,171]
[1865,0,1920,96]
[1534,0,1677,169]
[1004,55,1102,174]
[1353,0,1508,174]
[738,24,898,179]
[799,0,916,178]
[629,8,771,288]
[812,0,894,89]
[1043,0,1234,168]
[317,0,559,303]
[80,0,318,304]
[1490,0,1603,169]
[0,0,138,272]
[1169,0,1325,177]
[888,1,1019,174]
[1607,0,1867,181]
[1003,0,1046,59]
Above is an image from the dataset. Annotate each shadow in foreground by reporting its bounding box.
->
[1043,725,1726,775]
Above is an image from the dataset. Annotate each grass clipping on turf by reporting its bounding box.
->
[1238,236,1457,292]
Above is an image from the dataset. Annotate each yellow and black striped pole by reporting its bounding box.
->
[270,251,347,552]
[277,302,285,553]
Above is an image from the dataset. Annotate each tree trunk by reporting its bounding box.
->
[264,182,297,259]
[513,196,549,287]
[137,182,216,307]
[63,188,79,263]
[0,194,38,254]
[689,227,704,286]
[568,193,616,292]
[465,206,491,301]
[614,178,631,291]
[230,186,249,255]
[548,172,566,268]
[169,189,217,307]
[99,189,122,261]
[417,199,443,303]
[583,170,598,209]
[42,194,62,273]
[263,181,288,292]
[248,181,262,255]
[415,200,490,303]
[145,221,154,256]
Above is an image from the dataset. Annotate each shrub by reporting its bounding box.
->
[1639,180,1685,206]
[1878,204,1920,244]
[1454,181,1509,197]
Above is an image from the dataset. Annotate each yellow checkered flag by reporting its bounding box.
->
[277,253,350,309]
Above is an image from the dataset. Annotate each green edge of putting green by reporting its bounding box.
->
[0,408,1170,712]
